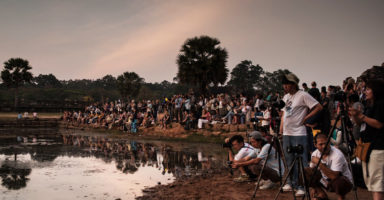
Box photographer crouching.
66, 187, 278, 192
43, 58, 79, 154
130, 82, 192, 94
232, 131, 285, 189
224, 135, 257, 182
306, 133, 353, 200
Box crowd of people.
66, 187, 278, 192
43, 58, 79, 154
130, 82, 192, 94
62, 66, 383, 200
225, 70, 384, 200
62, 92, 284, 132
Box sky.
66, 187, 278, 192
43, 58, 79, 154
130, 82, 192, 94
0, 0, 383, 88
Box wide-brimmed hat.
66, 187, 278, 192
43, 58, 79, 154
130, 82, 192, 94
282, 73, 300, 85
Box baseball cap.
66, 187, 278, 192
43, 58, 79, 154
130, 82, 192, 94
249, 131, 266, 141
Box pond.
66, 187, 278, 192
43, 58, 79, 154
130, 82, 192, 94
0, 135, 227, 200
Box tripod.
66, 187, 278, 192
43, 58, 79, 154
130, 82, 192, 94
273, 146, 311, 200
309, 104, 359, 200
251, 134, 286, 199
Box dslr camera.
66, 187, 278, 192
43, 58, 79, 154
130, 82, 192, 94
287, 144, 304, 154
222, 142, 232, 148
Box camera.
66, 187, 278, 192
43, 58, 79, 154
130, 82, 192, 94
287, 144, 304, 154
222, 142, 232, 148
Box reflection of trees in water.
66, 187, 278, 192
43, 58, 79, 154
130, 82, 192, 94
62, 135, 222, 178
0, 162, 31, 190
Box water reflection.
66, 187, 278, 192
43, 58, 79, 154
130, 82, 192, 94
0, 135, 225, 199
62, 135, 224, 178
0, 160, 31, 190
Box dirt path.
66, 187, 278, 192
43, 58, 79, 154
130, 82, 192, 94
137, 169, 371, 200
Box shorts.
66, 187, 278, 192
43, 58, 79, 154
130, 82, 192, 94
362, 150, 384, 192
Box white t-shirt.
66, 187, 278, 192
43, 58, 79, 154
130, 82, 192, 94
254, 99, 264, 109
234, 143, 257, 161
310, 146, 353, 184
261, 110, 271, 126
282, 90, 319, 136
258, 144, 285, 175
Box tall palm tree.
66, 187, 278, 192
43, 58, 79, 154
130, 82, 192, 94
1, 58, 33, 109
176, 36, 228, 95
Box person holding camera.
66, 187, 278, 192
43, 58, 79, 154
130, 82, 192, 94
306, 133, 353, 200
224, 135, 257, 182
232, 131, 284, 189
350, 79, 384, 200
279, 73, 323, 196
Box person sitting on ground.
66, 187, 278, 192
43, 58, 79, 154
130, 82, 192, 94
222, 101, 235, 124
306, 133, 353, 200
181, 110, 192, 130
197, 109, 212, 129
224, 135, 257, 182
232, 131, 284, 188
256, 105, 271, 130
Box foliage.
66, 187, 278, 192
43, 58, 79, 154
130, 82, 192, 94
33, 74, 62, 88
176, 35, 228, 95
228, 60, 264, 95
116, 72, 144, 99
1, 58, 33, 88
94, 75, 117, 89
259, 69, 292, 95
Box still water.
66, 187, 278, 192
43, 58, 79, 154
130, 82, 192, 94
0, 135, 226, 200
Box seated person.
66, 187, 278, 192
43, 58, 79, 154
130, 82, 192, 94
224, 135, 257, 182
181, 111, 193, 130
232, 131, 284, 189
306, 133, 353, 200
197, 109, 212, 129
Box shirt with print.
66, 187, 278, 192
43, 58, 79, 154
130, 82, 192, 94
282, 90, 319, 136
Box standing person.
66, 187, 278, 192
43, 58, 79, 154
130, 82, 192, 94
350, 79, 384, 200
279, 73, 323, 196
302, 83, 309, 92
308, 81, 321, 102
174, 95, 183, 123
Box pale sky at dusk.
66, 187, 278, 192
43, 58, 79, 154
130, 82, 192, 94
0, 0, 383, 88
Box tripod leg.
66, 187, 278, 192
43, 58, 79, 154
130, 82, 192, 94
298, 157, 311, 200
341, 115, 359, 200
252, 143, 274, 199
274, 157, 298, 200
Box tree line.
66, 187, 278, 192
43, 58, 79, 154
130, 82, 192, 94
0, 35, 292, 111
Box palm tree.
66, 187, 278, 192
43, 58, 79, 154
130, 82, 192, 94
176, 36, 228, 95
1, 58, 33, 109
116, 71, 144, 100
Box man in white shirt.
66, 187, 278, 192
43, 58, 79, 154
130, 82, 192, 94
225, 135, 257, 182
279, 73, 323, 196
307, 133, 353, 200
232, 131, 285, 189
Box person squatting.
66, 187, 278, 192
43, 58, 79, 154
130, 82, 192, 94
224, 71, 384, 200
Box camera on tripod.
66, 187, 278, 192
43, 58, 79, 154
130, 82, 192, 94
287, 144, 304, 154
